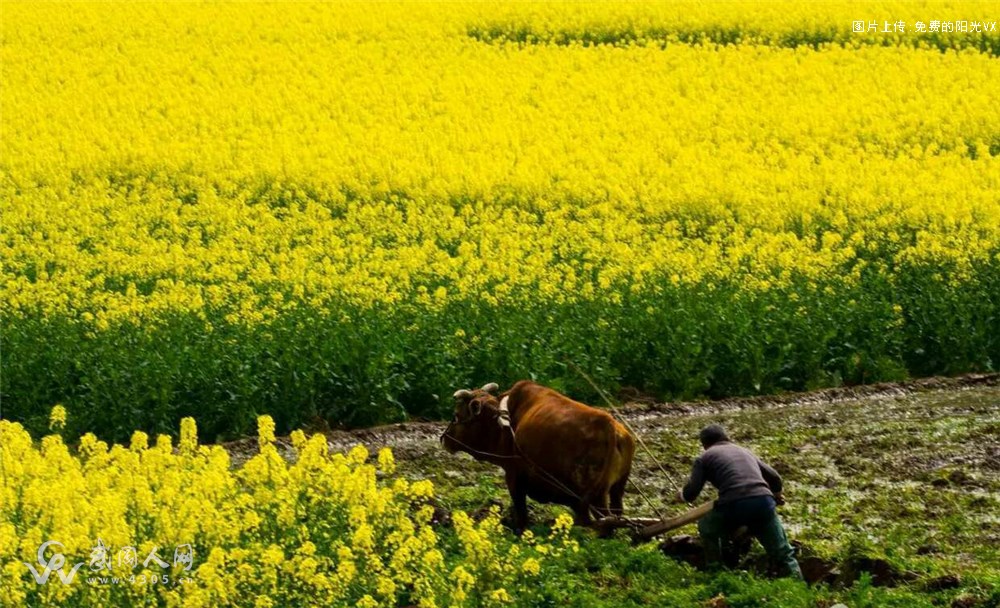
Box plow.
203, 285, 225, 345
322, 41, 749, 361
592, 500, 716, 541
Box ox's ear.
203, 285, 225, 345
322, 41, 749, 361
480, 382, 499, 394
470, 400, 483, 417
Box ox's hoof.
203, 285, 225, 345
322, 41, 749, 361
500, 512, 531, 535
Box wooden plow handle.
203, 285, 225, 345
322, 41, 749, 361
633, 500, 715, 541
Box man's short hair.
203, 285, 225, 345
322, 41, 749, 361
699, 424, 729, 448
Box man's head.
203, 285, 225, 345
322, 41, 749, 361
699, 424, 729, 449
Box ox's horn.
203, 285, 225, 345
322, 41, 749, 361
453, 389, 474, 400
480, 382, 499, 394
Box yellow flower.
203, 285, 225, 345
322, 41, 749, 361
552, 514, 574, 536
48, 405, 67, 431
377, 448, 395, 475
490, 588, 512, 603
179, 417, 198, 454
521, 557, 541, 576
348, 444, 369, 466
290, 429, 307, 453
356, 596, 379, 608
376, 575, 397, 599
258, 415, 276, 448
408, 480, 434, 500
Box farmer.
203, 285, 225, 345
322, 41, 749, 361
678, 424, 803, 579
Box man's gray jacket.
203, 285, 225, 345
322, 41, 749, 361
682, 441, 782, 505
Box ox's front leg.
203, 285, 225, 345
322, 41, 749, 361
505, 470, 529, 533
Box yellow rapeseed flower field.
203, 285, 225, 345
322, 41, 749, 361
1, 1, 998, 436
0, 412, 576, 606
1, 3, 999, 605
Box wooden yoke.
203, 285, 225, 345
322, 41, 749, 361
633, 500, 715, 541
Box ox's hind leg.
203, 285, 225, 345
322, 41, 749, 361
609, 476, 628, 518
609, 448, 633, 519
575, 488, 612, 527
580, 490, 624, 537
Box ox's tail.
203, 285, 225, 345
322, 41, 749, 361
611, 423, 635, 487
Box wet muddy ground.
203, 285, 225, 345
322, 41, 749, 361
224, 374, 1000, 593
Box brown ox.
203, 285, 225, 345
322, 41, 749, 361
441, 380, 635, 530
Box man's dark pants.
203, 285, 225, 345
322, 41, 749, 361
697, 495, 803, 579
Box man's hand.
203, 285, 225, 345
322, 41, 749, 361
676, 489, 688, 504
774, 492, 786, 506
